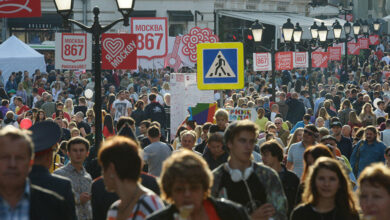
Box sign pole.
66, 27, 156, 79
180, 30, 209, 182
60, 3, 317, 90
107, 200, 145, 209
93, 28, 102, 151
1, 18, 6, 43
219, 90, 223, 107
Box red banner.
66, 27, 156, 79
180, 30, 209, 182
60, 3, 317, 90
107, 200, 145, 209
348, 42, 360, 55
358, 38, 369, 49
369, 35, 380, 45
312, 52, 329, 68
275, 52, 293, 70
102, 34, 137, 70
0, 0, 41, 18
328, 47, 341, 61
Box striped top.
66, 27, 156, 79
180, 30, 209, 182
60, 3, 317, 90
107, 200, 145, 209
107, 191, 164, 220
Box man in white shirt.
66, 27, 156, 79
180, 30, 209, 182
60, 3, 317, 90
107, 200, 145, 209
381, 119, 390, 147
381, 52, 390, 65
111, 90, 132, 122
374, 100, 388, 118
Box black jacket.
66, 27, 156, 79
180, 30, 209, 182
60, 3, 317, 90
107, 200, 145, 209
29, 165, 77, 220
30, 184, 71, 220
144, 101, 166, 128
278, 165, 300, 217
146, 197, 249, 220
286, 98, 305, 125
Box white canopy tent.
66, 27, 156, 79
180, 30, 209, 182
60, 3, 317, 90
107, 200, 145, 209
0, 36, 46, 83
217, 11, 347, 49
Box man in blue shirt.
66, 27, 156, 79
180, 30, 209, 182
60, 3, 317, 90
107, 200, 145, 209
350, 126, 386, 177
0, 126, 70, 219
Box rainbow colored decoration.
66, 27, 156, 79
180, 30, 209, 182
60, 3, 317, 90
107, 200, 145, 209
188, 103, 218, 125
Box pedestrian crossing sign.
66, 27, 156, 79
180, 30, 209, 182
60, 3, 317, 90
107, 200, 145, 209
197, 42, 244, 90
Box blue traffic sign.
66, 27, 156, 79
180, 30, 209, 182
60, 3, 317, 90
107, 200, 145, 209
197, 42, 244, 90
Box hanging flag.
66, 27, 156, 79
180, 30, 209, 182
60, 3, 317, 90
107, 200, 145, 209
293, 52, 308, 68
358, 38, 369, 49
369, 35, 380, 45
328, 47, 341, 61
275, 51, 293, 70
348, 42, 360, 55
253, 53, 272, 71
312, 51, 329, 68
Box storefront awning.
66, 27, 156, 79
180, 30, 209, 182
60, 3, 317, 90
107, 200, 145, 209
217, 10, 348, 40
167, 10, 194, 22
8, 13, 63, 29
130, 10, 156, 17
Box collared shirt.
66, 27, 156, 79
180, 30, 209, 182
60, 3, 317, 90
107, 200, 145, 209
0, 179, 30, 220
350, 140, 386, 177
54, 163, 92, 220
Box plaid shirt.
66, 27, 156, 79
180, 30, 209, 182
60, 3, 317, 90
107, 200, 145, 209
0, 180, 30, 220
54, 163, 92, 220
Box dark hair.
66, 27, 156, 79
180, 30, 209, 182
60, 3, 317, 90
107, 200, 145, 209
66, 136, 90, 152
207, 132, 224, 144
134, 100, 144, 110
147, 126, 160, 138
301, 144, 334, 182
139, 120, 151, 128
1, 99, 9, 106
98, 136, 142, 181
224, 120, 259, 145
260, 140, 284, 162
116, 116, 135, 131
149, 93, 157, 101
104, 114, 114, 134
302, 157, 358, 218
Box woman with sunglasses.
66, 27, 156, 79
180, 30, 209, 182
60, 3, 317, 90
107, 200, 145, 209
291, 157, 359, 220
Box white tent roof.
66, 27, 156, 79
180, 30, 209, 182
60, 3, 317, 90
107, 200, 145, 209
0, 36, 46, 82
0, 36, 44, 58
218, 11, 347, 45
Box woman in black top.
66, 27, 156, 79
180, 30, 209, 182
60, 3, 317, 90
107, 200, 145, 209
291, 157, 359, 220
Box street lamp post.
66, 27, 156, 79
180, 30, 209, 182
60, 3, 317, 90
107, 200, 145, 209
251, 19, 294, 100
338, 2, 353, 21
54, 0, 135, 150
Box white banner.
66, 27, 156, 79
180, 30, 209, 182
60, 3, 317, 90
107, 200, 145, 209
253, 53, 272, 71
293, 52, 308, 68
225, 108, 257, 122
333, 42, 345, 55
55, 33, 92, 70
131, 17, 168, 60
170, 73, 214, 140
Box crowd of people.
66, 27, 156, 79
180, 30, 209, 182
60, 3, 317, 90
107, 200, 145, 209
2, 36, 390, 219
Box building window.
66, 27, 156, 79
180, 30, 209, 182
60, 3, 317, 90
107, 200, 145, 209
169, 24, 185, 37
368, 0, 373, 10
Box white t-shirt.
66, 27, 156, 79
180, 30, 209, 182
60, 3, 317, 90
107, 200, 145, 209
112, 99, 132, 121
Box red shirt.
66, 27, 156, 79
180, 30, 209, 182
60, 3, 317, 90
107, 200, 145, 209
37, 88, 46, 96
103, 126, 115, 138
17, 105, 30, 115
376, 50, 384, 60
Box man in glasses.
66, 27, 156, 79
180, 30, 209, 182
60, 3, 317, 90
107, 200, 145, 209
287, 124, 319, 178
